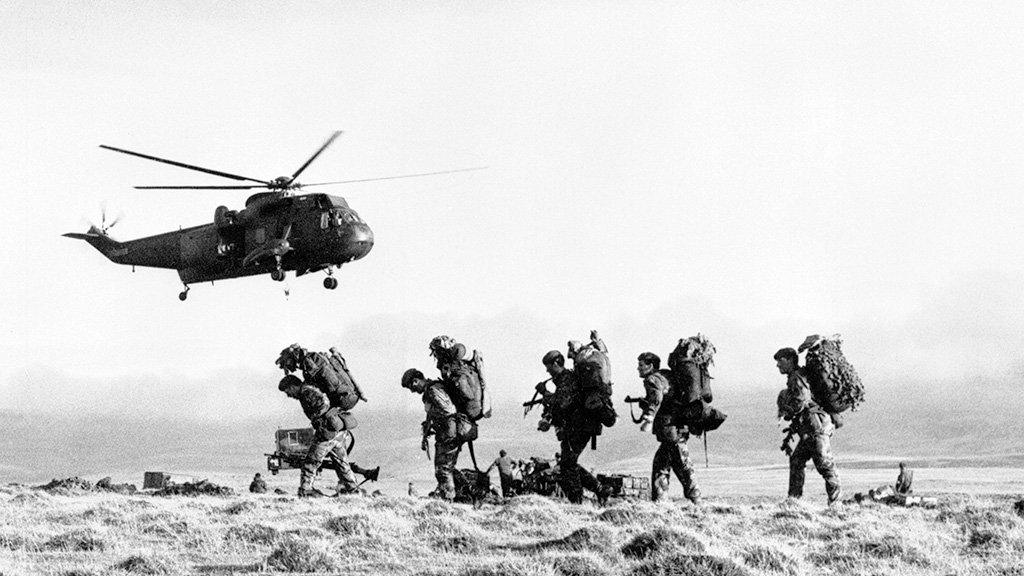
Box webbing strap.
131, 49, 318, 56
467, 440, 481, 472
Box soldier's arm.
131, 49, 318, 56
784, 373, 812, 416
641, 373, 668, 422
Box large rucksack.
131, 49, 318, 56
302, 350, 362, 411
801, 334, 864, 413
573, 345, 616, 428
444, 350, 491, 421
666, 336, 726, 437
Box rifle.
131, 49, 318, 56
523, 378, 552, 417
624, 395, 649, 424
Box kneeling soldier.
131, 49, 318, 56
278, 375, 360, 497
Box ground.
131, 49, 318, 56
1, 481, 1023, 576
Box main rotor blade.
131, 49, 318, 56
134, 185, 267, 189
290, 131, 343, 181
100, 145, 271, 184
302, 166, 488, 187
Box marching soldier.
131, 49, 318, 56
401, 368, 478, 501
278, 375, 360, 497
637, 352, 700, 504
774, 347, 842, 505
541, 349, 609, 505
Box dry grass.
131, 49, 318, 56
1, 485, 1023, 575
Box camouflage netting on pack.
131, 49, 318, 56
803, 335, 864, 413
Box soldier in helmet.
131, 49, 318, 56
774, 347, 841, 505
278, 375, 360, 497
401, 367, 478, 501
637, 351, 700, 504
540, 349, 608, 505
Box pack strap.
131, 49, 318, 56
467, 440, 481, 472
347, 431, 356, 456
703, 432, 708, 468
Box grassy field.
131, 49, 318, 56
1, 481, 1023, 576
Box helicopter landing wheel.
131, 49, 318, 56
178, 286, 189, 301
323, 277, 338, 290
271, 269, 285, 282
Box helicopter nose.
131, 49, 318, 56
348, 223, 374, 260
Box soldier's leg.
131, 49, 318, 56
301, 434, 337, 494
670, 439, 700, 503
651, 442, 673, 502
433, 438, 461, 500
329, 432, 359, 492
558, 436, 584, 504
811, 434, 841, 504
569, 433, 603, 497
788, 436, 813, 499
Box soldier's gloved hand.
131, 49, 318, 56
535, 381, 548, 394
421, 437, 429, 452
639, 416, 653, 432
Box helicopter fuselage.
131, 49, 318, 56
69, 192, 373, 287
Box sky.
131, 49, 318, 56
2, 1, 1023, 420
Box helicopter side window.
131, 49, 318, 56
320, 212, 329, 229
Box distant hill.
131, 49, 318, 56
1, 378, 1021, 485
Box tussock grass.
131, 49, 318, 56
266, 536, 338, 572
621, 527, 705, 559
2, 483, 1023, 575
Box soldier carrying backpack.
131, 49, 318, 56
401, 335, 490, 501
634, 351, 700, 504
540, 330, 614, 505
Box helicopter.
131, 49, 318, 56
64, 131, 480, 301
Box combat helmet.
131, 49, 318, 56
276, 343, 305, 372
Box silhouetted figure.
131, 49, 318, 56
895, 462, 914, 495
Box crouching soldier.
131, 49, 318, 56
401, 368, 478, 501
637, 352, 700, 504
774, 347, 841, 505
278, 375, 360, 497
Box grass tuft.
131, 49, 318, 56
741, 543, 800, 575
44, 530, 106, 552
631, 553, 751, 576
621, 527, 705, 559
265, 536, 338, 572
550, 552, 613, 576
542, 525, 616, 552
113, 555, 178, 574
324, 513, 372, 536
223, 500, 258, 515
225, 523, 280, 545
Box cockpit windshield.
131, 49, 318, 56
330, 209, 364, 227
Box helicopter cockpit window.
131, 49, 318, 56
320, 212, 329, 229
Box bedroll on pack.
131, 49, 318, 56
667, 337, 715, 404
574, 346, 612, 395
303, 351, 362, 411
801, 334, 865, 413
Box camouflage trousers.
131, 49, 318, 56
433, 436, 463, 500
559, 429, 602, 504
789, 433, 841, 503
301, 429, 358, 493
651, 439, 700, 503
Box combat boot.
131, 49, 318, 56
298, 487, 327, 498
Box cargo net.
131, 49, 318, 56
804, 336, 865, 412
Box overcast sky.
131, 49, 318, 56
2, 1, 1022, 419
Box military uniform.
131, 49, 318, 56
781, 371, 840, 503
293, 383, 359, 495
422, 380, 476, 500
641, 370, 700, 503
547, 368, 603, 504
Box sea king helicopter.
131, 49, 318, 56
65, 131, 479, 300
